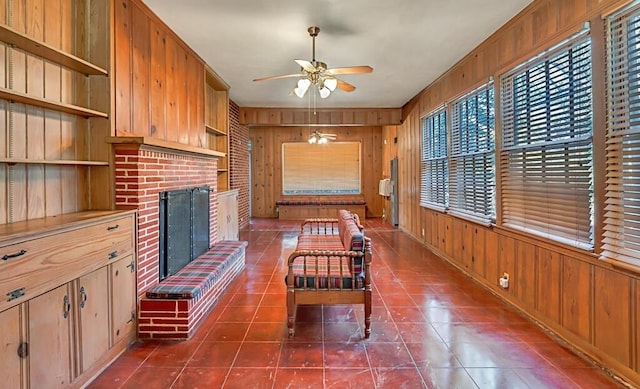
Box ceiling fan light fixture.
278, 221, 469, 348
294, 78, 311, 98
324, 77, 337, 91
319, 86, 331, 98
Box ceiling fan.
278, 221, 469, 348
308, 130, 336, 144
253, 26, 373, 98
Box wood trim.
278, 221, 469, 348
239, 107, 403, 126
205, 124, 226, 136
106, 136, 225, 158
0, 23, 107, 76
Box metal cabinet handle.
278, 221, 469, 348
2, 249, 26, 261
79, 286, 87, 309
17, 342, 28, 359
63, 295, 71, 319
127, 260, 135, 272
107, 224, 120, 231
108, 251, 118, 260
127, 311, 135, 324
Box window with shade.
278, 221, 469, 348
420, 107, 448, 211
499, 29, 593, 249
603, 3, 640, 268
282, 142, 361, 195
449, 83, 495, 224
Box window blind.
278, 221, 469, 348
450, 83, 495, 224
420, 107, 448, 210
603, 3, 640, 267
282, 142, 361, 195
500, 32, 594, 249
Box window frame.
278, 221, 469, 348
420, 106, 448, 211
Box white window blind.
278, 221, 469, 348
420, 107, 448, 210
500, 31, 594, 249
450, 83, 495, 224
282, 142, 361, 195
603, 3, 640, 267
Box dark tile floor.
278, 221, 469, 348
89, 218, 626, 388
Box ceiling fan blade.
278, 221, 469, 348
294, 59, 317, 73
326, 66, 373, 75
336, 79, 356, 92
253, 73, 305, 82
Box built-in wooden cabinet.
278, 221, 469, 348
205, 66, 231, 192
217, 189, 239, 241
0, 210, 136, 389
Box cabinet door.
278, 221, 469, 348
77, 267, 110, 373
111, 255, 137, 346
28, 284, 74, 388
0, 305, 23, 389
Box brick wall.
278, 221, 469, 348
113, 144, 219, 295
229, 100, 250, 228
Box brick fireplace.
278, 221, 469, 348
111, 140, 219, 296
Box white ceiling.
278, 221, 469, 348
142, 0, 532, 109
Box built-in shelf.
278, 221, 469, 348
0, 24, 108, 76
0, 88, 108, 118
205, 124, 226, 136
217, 168, 228, 173
0, 159, 109, 166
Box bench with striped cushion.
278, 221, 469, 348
286, 210, 372, 339
138, 240, 247, 340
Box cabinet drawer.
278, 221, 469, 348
0, 215, 134, 312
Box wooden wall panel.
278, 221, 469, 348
515, 240, 536, 309
562, 256, 591, 341
472, 225, 485, 278
536, 248, 561, 324
112, 0, 206, 147
113, 0, 131, 136
594, 268, 631, 368
249, 126, 383, 218
131, 3, 150, 136
484, 229, 498, 287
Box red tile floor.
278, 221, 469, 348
90, 218, 626, 388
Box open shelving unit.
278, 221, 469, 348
205, 66, 230, 192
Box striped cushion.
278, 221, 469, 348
290, 257, 365, 289
297, 234, 344, 251
146, 241, 248, 300
276, 199, 366, 206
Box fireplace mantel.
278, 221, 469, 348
107, 136, 225, 158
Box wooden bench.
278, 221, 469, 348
276, 196, 366, 220
138, 240, 248, 340
286, 210, 372, 338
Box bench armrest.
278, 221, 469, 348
300, 218, 340, 234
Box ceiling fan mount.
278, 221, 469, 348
253, 26, 373, 98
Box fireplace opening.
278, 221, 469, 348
158, 186, 210, 281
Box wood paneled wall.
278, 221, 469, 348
398, 0, 640, 386
249, 126, 384, 218
113, 0, 205, 147
0, 0, 110, 223
381, 125, 397, 223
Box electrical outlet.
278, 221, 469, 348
499, 272, 509, 289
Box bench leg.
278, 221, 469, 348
287, 289, 295, 337
364, 289, 372, 339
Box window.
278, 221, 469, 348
500, 30, 593, 249
420, 107, 448, 210
282, 142, 361, 195
450, 83, 495, 224
603, 3, 640, 267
